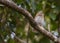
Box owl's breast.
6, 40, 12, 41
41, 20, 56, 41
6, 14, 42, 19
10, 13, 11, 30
34, 16, 45, 26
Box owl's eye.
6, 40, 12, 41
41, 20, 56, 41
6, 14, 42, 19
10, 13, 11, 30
39, 14, 42, 16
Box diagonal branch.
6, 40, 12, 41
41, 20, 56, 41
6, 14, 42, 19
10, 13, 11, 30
0, 0, 60, 43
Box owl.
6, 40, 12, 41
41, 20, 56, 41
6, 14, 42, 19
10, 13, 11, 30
33, 11, 46, 34
34, 11, 45, 27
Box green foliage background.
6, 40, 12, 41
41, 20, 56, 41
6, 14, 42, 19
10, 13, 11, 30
0, 0, 60, 43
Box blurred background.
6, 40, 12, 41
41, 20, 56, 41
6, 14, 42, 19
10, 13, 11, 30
0, 0, 60, 43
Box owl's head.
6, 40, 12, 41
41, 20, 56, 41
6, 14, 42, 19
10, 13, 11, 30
35, 11, 44, 17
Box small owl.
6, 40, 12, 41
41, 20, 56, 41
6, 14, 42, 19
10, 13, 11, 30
34, 11, 45, 27
33, 11, 46, 34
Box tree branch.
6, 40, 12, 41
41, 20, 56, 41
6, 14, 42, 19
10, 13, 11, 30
0, 0, 60, 43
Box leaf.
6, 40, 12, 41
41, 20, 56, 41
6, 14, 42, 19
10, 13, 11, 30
39, 36, 51, 43
49, 13, 57, 21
